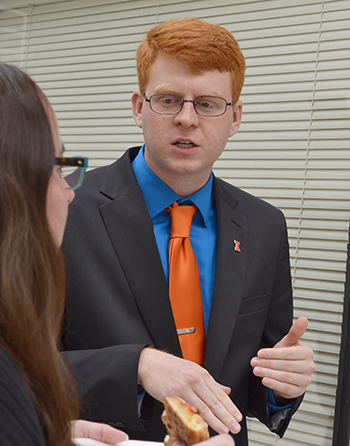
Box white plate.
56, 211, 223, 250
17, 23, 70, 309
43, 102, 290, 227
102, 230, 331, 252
73, 439, 162, 446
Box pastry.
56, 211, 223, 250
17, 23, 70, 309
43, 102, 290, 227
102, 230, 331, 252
162, 397, 209, 446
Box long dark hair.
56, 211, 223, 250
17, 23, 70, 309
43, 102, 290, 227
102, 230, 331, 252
0, 63, 78, 445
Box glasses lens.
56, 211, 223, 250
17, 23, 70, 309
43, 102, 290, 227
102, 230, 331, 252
194, 97, 227, 116
150, 94, 182, 114
62, 166, 83, 190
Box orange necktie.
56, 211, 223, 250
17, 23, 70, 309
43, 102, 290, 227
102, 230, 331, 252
166, 202, 205, 365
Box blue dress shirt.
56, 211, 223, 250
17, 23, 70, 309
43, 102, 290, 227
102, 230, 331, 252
132, 145, 217, 334
132, 145, 294, 413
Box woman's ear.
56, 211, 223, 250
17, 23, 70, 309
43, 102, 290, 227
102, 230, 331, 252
229, 100, 243, 137
131, 90, 144, 129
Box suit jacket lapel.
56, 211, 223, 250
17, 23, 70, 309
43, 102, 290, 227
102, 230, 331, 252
204, 178, 247, 379
98, 149, 182, 356
94, 151, 247, 370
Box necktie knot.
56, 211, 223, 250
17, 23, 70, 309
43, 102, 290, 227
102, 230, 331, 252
166, 202, 197, 239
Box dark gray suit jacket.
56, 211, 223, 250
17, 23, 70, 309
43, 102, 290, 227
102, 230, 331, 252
62, 147, 302, 446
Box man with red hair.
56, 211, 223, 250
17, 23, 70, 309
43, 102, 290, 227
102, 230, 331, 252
62, 18, 315, 446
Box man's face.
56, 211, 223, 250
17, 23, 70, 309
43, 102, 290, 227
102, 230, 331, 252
132, 54, 242, 195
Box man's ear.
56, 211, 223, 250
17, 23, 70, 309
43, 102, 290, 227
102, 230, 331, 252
229, 100, 243, 137
131, 89, 144, 129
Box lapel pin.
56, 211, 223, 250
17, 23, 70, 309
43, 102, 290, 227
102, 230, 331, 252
234, 240, 241, 252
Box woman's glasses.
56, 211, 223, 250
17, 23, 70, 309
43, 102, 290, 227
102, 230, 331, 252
55, 157, 88, 190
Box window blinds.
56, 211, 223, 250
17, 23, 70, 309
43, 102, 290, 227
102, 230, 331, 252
1, 1, 349, 444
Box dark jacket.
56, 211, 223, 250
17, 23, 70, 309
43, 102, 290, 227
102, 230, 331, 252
62, 147, 301, 445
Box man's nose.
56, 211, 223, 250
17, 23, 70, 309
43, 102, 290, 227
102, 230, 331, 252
174, 101, 199, 126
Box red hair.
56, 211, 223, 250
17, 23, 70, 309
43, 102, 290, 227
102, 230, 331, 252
136, 18, 246, 103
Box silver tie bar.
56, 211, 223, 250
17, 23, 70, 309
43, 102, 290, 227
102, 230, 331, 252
177, 327, 195, 335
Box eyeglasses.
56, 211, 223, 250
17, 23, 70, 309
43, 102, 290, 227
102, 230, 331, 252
144, 94, 233, 117
55, 157, 88, 190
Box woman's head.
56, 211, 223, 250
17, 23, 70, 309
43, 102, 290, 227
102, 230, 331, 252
0, 63, 78, 446
136, 18, 246, 104
0, 63, 74, 246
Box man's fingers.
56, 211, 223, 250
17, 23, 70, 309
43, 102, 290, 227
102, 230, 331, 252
194, 398, 241, 435
191, 377, 242, 435
249, 317, 315, 400
219, 384, 232, 395
251, 353, 314, 400
260, 376, 303, 399
205, 379, 242, 421
253, 366, 313, 388
138, 349, 242, 436
255, 342, 314, 362
274, 316, 308, 348
252, 357, 313, 374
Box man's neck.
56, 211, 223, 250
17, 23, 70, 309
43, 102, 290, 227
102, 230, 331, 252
144, 154, 212, 197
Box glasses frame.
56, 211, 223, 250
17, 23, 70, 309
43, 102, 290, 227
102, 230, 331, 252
55, 157, 88, 190
144, 93, 233, 117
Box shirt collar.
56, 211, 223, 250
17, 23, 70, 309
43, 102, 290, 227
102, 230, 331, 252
132, 145, 213, 227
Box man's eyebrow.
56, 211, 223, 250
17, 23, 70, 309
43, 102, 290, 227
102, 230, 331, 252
153, 86, 180, 95
152, 86, 225, 98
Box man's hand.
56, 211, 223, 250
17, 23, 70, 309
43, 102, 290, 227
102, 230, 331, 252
138, 348, 242, 435
71, 420, 128, 444
250, 316, 316, 400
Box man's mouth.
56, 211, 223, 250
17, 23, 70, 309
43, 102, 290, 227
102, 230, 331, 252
175, 140, 196, 148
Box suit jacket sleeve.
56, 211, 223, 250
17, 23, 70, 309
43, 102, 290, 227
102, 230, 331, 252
246, 211, 303, 436
60, 153, 156, 434
61, 149, 176, 438
61, 344, 147, 432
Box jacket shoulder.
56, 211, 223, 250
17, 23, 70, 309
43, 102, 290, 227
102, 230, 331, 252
214, 177, 285, 220
71, 146, 141, 206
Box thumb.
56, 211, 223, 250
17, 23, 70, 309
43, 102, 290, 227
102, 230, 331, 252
274, 316, 308, 348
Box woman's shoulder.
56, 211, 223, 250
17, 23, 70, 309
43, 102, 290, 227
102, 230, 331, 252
0, 347, 47, 446
0, 347, 23, 390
